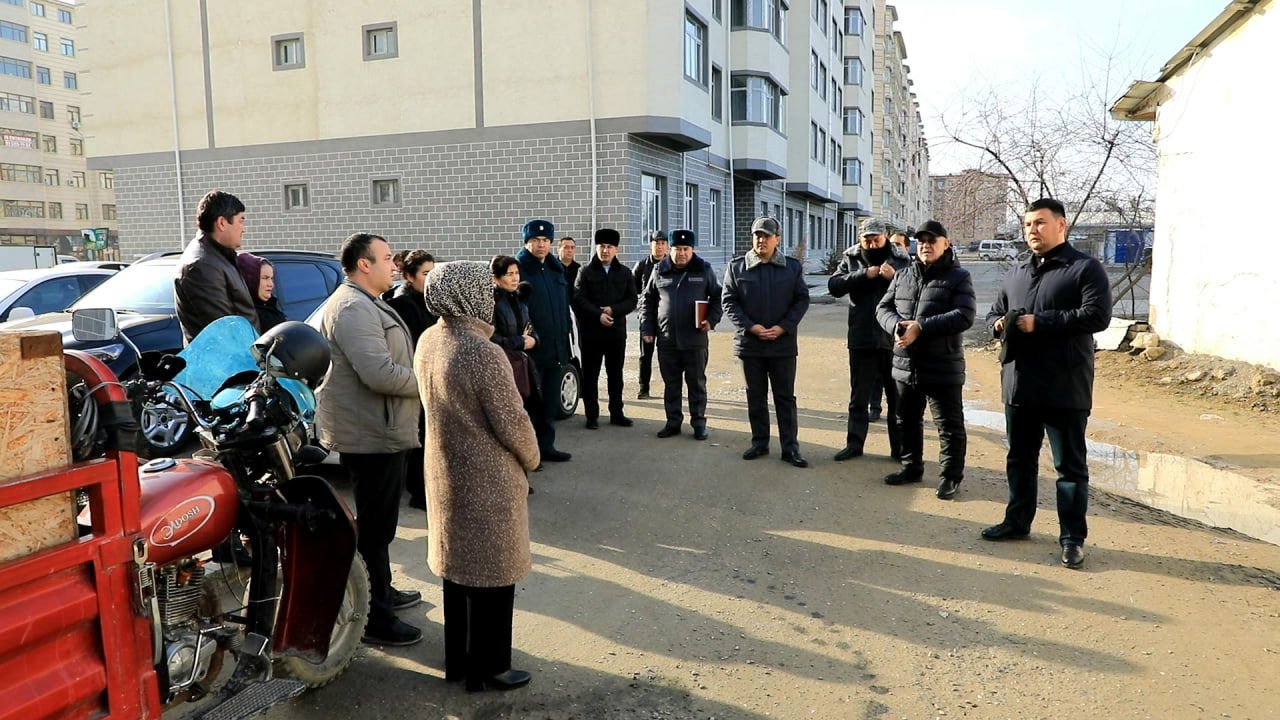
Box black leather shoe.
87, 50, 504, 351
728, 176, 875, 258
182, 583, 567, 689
467, 669, 531, 692
637, 387, 650, 400
833, 446, 863, 462
935, 479, 960, 500
585, 417, 599, 429
742, 445, 770, 460
408, 497, 426, 510
542, 448, 572, 462
884, 467, 924, 485
981, 522, 1031, 541
656, 425, 681, 438
610, 415, 634, 427
361, 617, 423, 646
868, 409, 882, 422
391, 588, 421, 610
1062, 544, 1085, 569
693, 427, 709, 441
781, 452, 809, 468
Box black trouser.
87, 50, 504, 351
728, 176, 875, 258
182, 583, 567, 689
868, 371, 884, 414
657, 345, 709, 430
528, 361, 561, 451
1003, 405, 1091, 545
895, 381, 966, 482
581, 333, 626, 420
845, 349, 901, 456
639, 336, 655, 391
443, 580, 516, 684
339, 451, 406, 626
741, 355, 799, 454
406, 409, 426, 505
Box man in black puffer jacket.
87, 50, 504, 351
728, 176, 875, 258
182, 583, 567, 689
876, 220, 975, 499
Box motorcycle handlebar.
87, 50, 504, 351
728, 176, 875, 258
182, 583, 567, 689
245, 391, 267, 432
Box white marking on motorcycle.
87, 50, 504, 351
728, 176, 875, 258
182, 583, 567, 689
149, 495, 216, 547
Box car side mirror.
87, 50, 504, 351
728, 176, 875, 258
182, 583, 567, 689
72, 308, 121, 342
7, 307, 34, 321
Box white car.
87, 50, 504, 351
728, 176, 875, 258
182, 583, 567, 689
977, 240, 1019, 261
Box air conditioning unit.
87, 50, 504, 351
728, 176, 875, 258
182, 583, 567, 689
65, 179, 75, 186
69, 120, 79, 130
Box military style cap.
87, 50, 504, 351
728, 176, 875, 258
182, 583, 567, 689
522, 219, 555, 242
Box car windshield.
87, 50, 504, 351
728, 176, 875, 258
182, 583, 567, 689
68, 259, 178, 314
0, 277, 27, 301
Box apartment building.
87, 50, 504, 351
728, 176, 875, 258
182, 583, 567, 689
864, 5, 928, 233
81, 1, 887, 265
929, 170, 1010, 247
0, 0, 117, 260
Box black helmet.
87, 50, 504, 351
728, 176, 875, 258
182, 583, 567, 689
252, 321, 331, 389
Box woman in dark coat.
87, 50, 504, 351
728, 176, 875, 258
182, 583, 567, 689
490, 255, 542, 437
416, 261, 540, 693
235, 253, 287, 330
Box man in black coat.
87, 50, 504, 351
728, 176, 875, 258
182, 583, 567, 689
722, 216, 811, 468
572, 228, 638, 429
516, 219, 573, 461
876, 220, 975, 499
174, 190, 259, 344
639, 229, 720, 440
631, 230, 670, 399
828, 218, 911, 462
981, 198, 1112, 570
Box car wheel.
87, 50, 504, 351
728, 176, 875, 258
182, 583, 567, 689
138, 395, 192, 455
554, 363, 581, 420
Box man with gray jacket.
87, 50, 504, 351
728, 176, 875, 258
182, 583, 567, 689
316, 232, 423, 647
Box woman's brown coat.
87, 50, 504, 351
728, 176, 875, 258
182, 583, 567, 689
415, 315, 540, 587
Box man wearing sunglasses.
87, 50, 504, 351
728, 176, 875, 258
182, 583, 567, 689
875, 220, 975, 500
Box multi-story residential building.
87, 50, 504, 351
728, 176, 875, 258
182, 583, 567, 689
838, 1, 878, 227
81, 1, 898, 266
0, 0, 117, 260
929, 170, 1010, 247
866, 5, 928, 232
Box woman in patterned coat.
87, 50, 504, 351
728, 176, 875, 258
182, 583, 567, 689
416, 261, 540, 692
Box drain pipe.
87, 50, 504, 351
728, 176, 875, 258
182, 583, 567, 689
585, 0, 598, 237
723, 12, 735, 263
165, 0, 186, 248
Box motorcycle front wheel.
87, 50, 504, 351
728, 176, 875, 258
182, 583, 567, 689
275, 553, 370, 687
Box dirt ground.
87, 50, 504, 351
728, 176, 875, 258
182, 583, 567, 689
263, 300, 1280, 720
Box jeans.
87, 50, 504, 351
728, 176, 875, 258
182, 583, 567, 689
1003, 405, 1091, 545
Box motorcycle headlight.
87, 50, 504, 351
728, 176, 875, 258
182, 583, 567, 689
84, 343, 125, 363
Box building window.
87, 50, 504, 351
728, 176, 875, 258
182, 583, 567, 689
845, 7, 863, 35
819, 128, 827, 164
29, 1, 42, 17
43, 168, 57, 185
67, 105, 79, 125
75, 202, 88, 220
843, 106, 863, 135
63, 71, 75, 89
730, 74, 783, 131
272, 33, 305, 70
363, 22, 397, 60
641, 173, 665, 240
41, 133, 54, 152
708, 188, 721, 247
832, 81, 840, 114
35, 65, 48, 84
710, 65, 723, 121
810, 51, 818, 90
1, 92, 35, 114
816, 0, 828, 30
67, 170, 85, 187
59, 37, 72, 56
0, 20, 27, 42
844, 57, 863, 85
372, 178, 400, 206
683, 12, 707, 86
103, 204, 116, 220
0, 56, 31, 79
831, 20, 840, 54
31, 31, 44, 51
99, 171, 112, 189
57, 7, 69, 23
810, 121, 818, 159
819, 62, 827, 99
69, 137, 82, 155
1, 163, 41, 182
283, 183, 309, 210
0, 0, 24, 7
731, 0, 785, 43
48, 201, 61, 219
829, 139, 837, 169
684, 183, 697, 234
4, 200, 43, 218
712, 0, 722, 21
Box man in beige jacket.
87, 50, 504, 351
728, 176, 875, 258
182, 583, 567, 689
316, 232, 423, 646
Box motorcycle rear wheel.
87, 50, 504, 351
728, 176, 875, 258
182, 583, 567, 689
275, 553, 370, 687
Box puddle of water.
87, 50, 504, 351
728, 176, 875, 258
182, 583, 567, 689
963, 405, 1280, 546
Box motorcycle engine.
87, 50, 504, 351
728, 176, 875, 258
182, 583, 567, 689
156, 561, 233, 697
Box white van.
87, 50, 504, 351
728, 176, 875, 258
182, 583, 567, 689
977, 240, 1019, 261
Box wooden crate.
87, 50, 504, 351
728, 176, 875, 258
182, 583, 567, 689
0, 330, 78, 563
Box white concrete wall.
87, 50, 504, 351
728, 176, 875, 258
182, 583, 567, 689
1151, 6, 1280, 368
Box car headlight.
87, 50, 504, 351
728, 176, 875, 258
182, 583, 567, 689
84, 343, 126, 363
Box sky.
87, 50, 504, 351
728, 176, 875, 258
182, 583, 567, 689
891, 0, 1227, 173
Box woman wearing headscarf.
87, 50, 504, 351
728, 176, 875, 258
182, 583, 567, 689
416, 261, 540, 693
235, 253, 287, 330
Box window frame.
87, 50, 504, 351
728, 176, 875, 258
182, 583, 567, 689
98, 172, 113, 189
271, 32, 305, 71
683, 11, 708, 88
58, 37, 72, 56
844, 56, 863, 85
371, 177, 401, 207
69, 137, 82, 155
362, 22, 398, 61
35, 65, 48, 84
102, 204, 117, 221
641, 173, 665, 241
62, 70, 75, 89
31, 30, 45, 51
41, 133, 55, 152
74, 202, 88, 220
29, 1, 42, 17
708, 188, 721, 247
43, 167, 57, 185
729, 73, 784, 132
684, 182, 698, 234
282, 182, 310, 212
38, 100, 53, 119
845, 7, 863, 35
710, 65, 723, 122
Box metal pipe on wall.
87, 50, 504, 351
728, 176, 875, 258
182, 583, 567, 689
164, 0, 186, 247
585, 0, 598, 236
